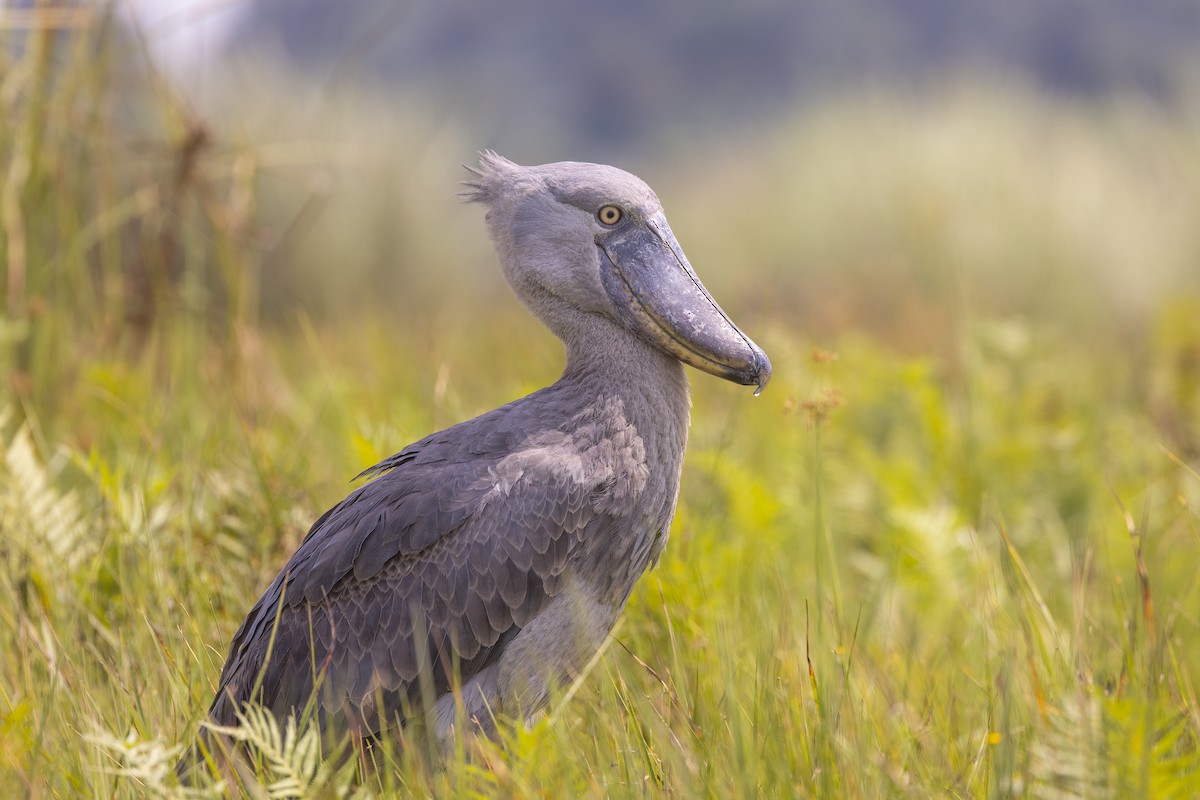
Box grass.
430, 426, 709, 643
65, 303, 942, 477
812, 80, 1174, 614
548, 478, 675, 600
3, 8, 1200, 797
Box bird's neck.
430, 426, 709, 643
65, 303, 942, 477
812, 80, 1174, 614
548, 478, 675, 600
556, 311, 691, 463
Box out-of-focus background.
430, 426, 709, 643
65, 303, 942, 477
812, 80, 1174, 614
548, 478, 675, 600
17, 0, 1200, 352
3, 1, 1200, 796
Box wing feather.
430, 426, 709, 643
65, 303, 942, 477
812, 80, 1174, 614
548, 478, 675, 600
208, 413, 621, 736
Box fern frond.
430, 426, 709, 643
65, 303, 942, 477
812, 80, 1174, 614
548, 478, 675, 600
1029, 693, 1200, 800
1029, 694, 1107, 800
204, 704, 366, 799
88, 727, 225, 799
0, 418, 91, 572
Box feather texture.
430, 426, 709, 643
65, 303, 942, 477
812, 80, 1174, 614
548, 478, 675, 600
208, 388, 676, 738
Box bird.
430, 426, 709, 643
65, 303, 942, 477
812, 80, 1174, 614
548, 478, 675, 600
190, 152, 770, 765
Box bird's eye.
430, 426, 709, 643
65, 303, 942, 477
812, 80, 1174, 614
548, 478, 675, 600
597, 205, 623, 225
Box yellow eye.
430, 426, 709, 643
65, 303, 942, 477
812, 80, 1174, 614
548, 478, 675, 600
597, 205, 623, 225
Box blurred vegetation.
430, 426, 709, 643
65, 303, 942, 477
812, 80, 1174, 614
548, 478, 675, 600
2, 6, 1200, 798
227, 0, 1200, 152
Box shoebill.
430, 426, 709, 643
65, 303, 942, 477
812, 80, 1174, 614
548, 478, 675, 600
193, 152, 771, 758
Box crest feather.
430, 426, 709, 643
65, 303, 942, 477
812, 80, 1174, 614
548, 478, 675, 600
459, 150, 520, 204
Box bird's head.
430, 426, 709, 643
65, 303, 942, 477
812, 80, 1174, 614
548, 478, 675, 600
463, 152, 771, 393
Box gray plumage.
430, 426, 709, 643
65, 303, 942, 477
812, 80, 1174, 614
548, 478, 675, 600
200, 152, 770, 751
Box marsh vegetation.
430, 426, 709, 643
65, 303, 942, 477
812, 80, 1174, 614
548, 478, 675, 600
2, 9, 1199, 797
